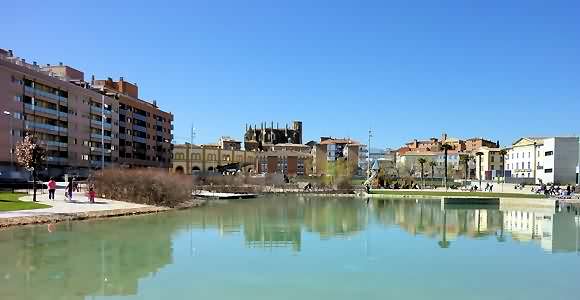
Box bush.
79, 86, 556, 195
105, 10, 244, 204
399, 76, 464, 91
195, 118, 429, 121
93, 169, 192, 207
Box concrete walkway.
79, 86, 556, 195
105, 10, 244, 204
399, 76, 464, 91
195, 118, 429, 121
0, 189, 154, 219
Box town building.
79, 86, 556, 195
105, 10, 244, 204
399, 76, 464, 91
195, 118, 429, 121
505, 137, 580, 185
255, 143, 313, 176
401, 133, 498, 155
313, 137, 360, 176
244, 121, 302, 151
171, 138, 256, 174
92, 77, 173, 169
473, 147, 504, 181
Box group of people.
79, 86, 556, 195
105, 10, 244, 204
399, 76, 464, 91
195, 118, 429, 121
533, 184, 575, 197
46, 177, 96, 203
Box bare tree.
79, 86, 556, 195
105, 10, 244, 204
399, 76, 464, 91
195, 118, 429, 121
16, 134, 46, 202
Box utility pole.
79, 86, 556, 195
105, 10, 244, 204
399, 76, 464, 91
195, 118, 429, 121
101, 94, 105, 170
367, 129, 372, 179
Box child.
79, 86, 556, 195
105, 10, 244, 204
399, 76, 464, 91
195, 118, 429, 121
88, 187, 96, 203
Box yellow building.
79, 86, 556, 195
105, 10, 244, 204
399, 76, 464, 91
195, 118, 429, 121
474, 147, 504, 180
172, 139, 256, 174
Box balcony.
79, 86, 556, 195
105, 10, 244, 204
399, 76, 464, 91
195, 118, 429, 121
46, 157, 67, 164
90, 106, 113, 116
45, 140, 68, 148
25, 121, 67, 133
133, 113, 147, 121
132, 124, 147, 133
91, 133, 112, 141
119, 108, 129, 116
91, 119, 113, 129
133, 136, 146, 144
25, 86, 67, 102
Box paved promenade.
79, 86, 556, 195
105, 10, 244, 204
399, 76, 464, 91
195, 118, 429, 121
0, 189, 155, 219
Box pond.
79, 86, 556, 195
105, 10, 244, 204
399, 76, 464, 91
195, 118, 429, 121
1, 195, 579, 300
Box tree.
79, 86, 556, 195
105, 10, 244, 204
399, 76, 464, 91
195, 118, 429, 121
459, 155, 471, 186
475, 151, 484, 190
499, 149, 508, 179
417, 158, 427, 189
428, 160, 437, 189
16, 134, 46, 202
441, 143, 453, 190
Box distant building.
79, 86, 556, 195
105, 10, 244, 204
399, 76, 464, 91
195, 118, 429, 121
401, 133, 498, 155
473, 147, 504, 181
255, 143, 313, 176
313, 137, 360, 176
171, 137, 256, 174
505, 137, 580, 185
244, 121, 302, 151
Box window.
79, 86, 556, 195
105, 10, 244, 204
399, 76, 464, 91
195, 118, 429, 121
491, 165, 495, 170
491, 156, 494, 162
545, 151, 553, 156
82, 154, 89, 161
545, 168, 553, 173
527, 162, 530, 169
516, 153, 519, 159
528, 152, 530, 158
516, 162, 519, 169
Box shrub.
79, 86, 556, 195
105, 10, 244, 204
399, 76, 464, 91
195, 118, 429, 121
93, 169, 192, 207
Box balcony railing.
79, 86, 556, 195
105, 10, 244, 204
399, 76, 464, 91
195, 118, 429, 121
25, 86, 67, 102
45, 141, 68, 148
47, 157, 67, 164
132, 124, 147, 132
91, 133, 112, 141
25, 121, 67, 133
90, 106, 113, 116
133, 136, 146, 144
91, 119, 113, 129
133, 113, 147, 121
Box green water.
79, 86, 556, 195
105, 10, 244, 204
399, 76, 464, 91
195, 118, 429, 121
1, 196, 580, 300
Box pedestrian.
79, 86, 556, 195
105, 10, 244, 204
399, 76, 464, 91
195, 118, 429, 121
47, 177, 56, 200
489, 184, 493, 192
88, 187, 96, 203
566, 185, 571, 196
67, 177, 73, 201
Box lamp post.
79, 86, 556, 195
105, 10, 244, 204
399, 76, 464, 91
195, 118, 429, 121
3, 111, 13, 170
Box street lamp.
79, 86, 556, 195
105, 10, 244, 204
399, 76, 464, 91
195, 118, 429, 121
3, 111, 13, 170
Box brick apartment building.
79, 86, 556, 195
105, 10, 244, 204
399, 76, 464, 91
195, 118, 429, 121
0, 48, 172, 177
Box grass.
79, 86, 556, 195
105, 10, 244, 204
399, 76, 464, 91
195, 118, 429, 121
0, 192, 51, 212
369, 189, 548, 199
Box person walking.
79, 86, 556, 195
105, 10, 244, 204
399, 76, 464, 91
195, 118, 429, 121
66, 177, 73, 202
47, 178, 56, 200
88, 187, 96, 204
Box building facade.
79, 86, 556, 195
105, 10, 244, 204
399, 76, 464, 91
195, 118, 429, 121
0, 49, 172, 177
313, 138, 359, 176
172, 139, 256, 175
255, 143, 312, 176
92, 77, 173, 169
244, 121, 302, 151
505, 137, 580, 185
1, 50, 119, 177
473, 147, 504, 180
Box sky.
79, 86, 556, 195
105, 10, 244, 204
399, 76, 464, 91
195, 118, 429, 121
2, 0, 579, 148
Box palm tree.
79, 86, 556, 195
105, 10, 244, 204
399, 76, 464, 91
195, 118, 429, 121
499, 149, 508, 180
417, 158, 427, 189
428, 160, 437, 189
475, 151, 484, 190
459, 155, 471, 187
441, 143, 453, 190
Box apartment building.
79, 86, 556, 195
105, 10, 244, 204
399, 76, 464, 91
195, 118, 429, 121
402, 133, 498, 154
0, 48, 172, 177
0, 49, 119, 177
505, 137, 579, 185
313, 137, 359, 176
92, 77, 173, 169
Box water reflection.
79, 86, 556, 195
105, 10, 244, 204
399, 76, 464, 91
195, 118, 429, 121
0, 196, 579, 300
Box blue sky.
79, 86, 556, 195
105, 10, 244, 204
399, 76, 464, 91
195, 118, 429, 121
2, 0, 579, 148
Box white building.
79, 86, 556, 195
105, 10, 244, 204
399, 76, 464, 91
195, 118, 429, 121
506, 137, 579, 185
